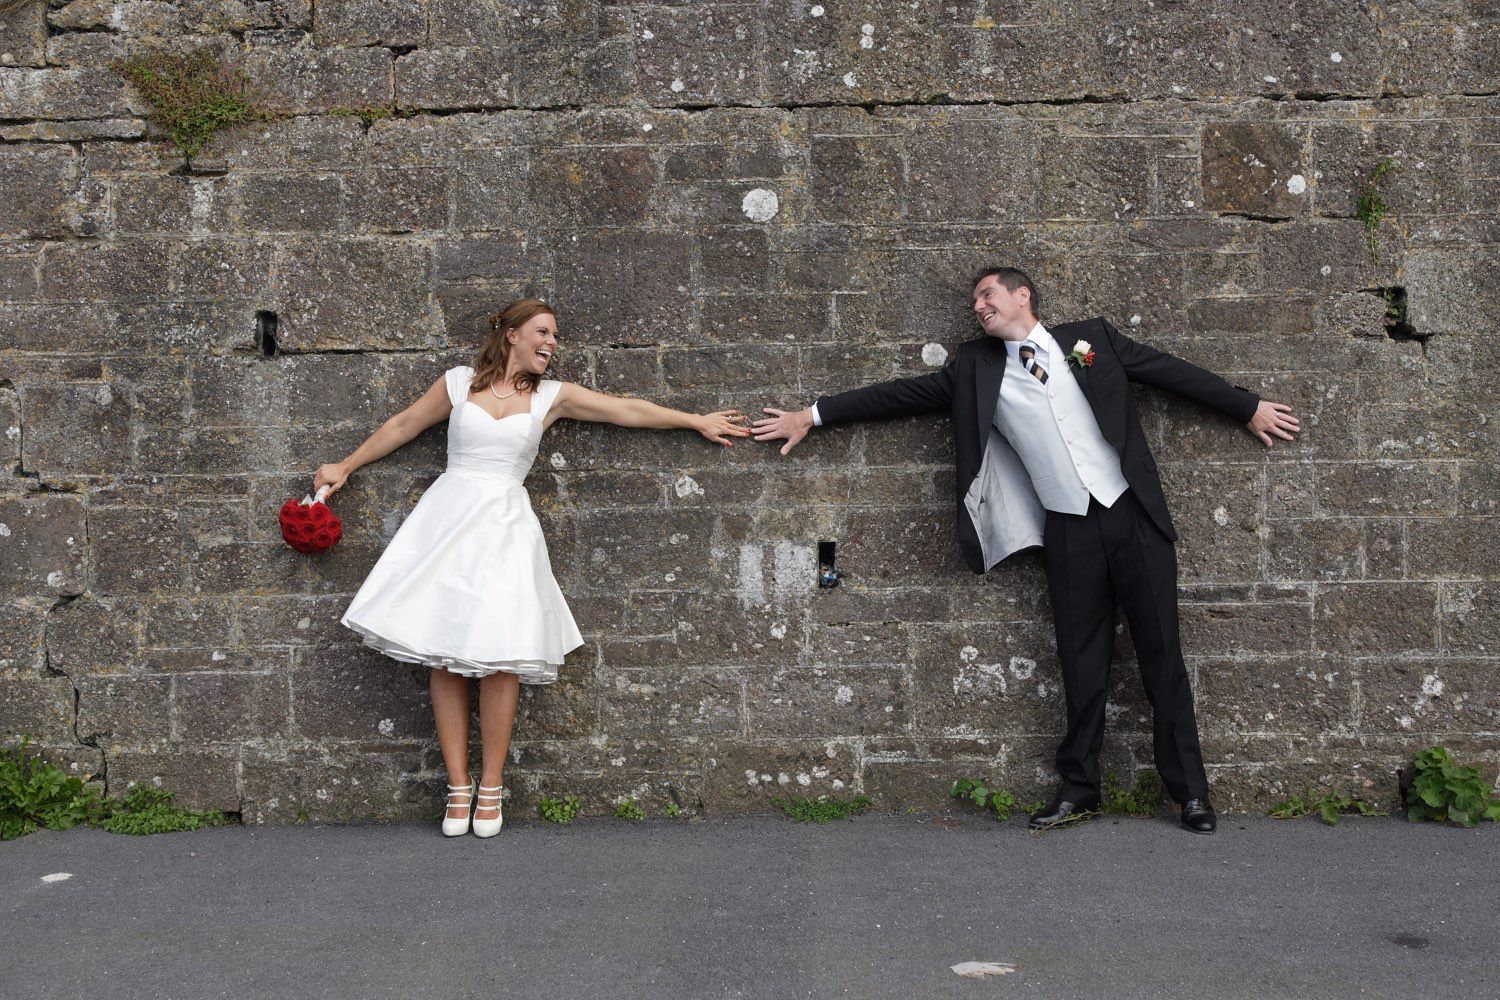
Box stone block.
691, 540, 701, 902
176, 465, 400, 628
0, 492, 86, 597
353, 167, 451, 233
77, 675, 172, 745
1202, 122, 1308, 218
196, 115, 366, 172
554, 230, 694, 345
633, 3, 762, 105
233, 172, 346, 233
1263, 518, 1363, 582
0, 0, 47, 67
313, 0, 425, 47
1314, 583, 1439, 655
1441, 583, 1499, 656
176, 672, 291, 743
41, 239, 173, 301
905, 120, 1040, 222
600, 666, 743, 737
0, 66, 138, 119
910, 622, 1065, 738
452, 147, 530, 231
290, 647, 430, 741
273, 238, 437, 350
1359, 660, 1499, 736
0, 144, 76, 238
108, 749, 241, 812
241, 747, 427, 823
1314, 461, 1455, 518
529, 145, 655, 226
514, 656, 600, 740
396, 47, 515, 111
47, 596, 138, 676
1195, 657, 1353, 735
745, 665, 909, 737
244, 45, 393, 114
701, 739, 860, 812
0, 674, 75, 742
1180, 599, 1314, 656
808, 135, 904, 224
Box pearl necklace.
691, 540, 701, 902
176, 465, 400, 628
489, 381, 520, 401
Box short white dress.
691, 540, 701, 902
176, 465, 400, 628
341, 367, 584, 684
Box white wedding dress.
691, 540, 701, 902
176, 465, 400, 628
341, 366, 583, 684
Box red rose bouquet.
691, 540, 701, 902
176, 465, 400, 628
279, 486, 342, 554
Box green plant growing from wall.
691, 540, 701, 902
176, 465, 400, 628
328, 105, 398, 127
2, 739, 232, 840
1354, 158, 1396, 262
1102, 772, 1163, 816
614, 798, 645, 820
775, 793, 872, 824
951, 778, 1041, 822
115, 48, 272, 160
539, 793, 581, 824
1403, 747, 1500, 828
1269, 791, 1382, 826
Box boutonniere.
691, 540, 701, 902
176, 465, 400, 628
1066, 340, 1096, 368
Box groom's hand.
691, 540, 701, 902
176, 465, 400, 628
1247, 400, 1300, 448
752, 407, 815, 456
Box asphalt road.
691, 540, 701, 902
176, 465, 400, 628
4, 813, 1497, 999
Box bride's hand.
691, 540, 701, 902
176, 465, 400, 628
313, 462, 350, 496
697, 410, 751, 447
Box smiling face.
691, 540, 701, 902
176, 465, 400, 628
506, 312, 558, 375
972, 274, 1034, 339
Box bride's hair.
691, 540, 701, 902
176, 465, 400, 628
472, 298, 555, 395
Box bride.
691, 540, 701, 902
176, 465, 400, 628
314, 299, 747, 838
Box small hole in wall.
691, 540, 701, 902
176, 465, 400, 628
255, 311, 279, 356
818, 540, 841, 588
1365, 287, 1425, 344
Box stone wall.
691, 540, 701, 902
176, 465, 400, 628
1, 1, 1495, 822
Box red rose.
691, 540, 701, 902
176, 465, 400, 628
312, 530, 333, 547
308, 504, 330, 523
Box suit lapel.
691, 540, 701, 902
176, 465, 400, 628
1051, 326, 1088, 398
974, 336, 1005, 445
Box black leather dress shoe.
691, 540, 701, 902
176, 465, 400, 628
1180, 797, 1216, 834
1028, 796, 1101, 830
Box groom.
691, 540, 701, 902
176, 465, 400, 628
754, 268, 1300, 834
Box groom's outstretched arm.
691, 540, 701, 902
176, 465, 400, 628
1102, 319, 1299, 448
752, 349, 961, 454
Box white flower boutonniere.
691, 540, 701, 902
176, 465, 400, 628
1066, 340, 1096, 368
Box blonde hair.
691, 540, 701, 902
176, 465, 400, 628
471, 299, 554, 395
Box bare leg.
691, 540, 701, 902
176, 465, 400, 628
429, 668, 472, 819
476, 671, 521, 821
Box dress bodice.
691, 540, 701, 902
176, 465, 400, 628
443, 367, 561, 483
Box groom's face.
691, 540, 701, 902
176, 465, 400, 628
972, 275, 1029, 336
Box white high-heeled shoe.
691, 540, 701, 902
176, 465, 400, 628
472, 783, 504, 838
441, 776, 474, 838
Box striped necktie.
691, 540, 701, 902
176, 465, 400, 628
1018, 342, 1049, 384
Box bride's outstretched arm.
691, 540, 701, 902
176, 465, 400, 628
314, 377, 452, 495
550, 383, 749, 447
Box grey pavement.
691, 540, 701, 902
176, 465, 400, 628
3, 813, 1497, 1000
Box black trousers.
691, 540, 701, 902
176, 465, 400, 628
1042, 490, 1208, 804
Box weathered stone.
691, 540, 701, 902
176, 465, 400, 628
745, 665, 909, 737
1195, 657, 1353, 735
530, 145, 655, 226
289, 646, 428, 741
1359, 660, 1499, 736
553, 230, 694, 344
40, 239, 173, 301
176, 672, 291, 743
1202, 123, 1309, 218
353, 167, 451, 233
0, 492, 86, 597
108, 749, 241, 812
0, 674, 75, 742
313, 0, 425, 47
0, 0, 47, 68
1314, 583, 1439, 655
1180, 598, 1314, 656
240, 747, 428, 823
396, 48, 515, 111
273, 238, 437, 350
452, 147, 530, 231
0, 144, 76, 238
0, 66, 139, 119
46, 596, 137, 676
77, 674, 172, 745
701, 739, 860, 812
244, 45, 393, 114
633, 4, 762, 105
233, 173, 346, 233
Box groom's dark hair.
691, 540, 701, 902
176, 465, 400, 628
972, 266, 1040, 319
